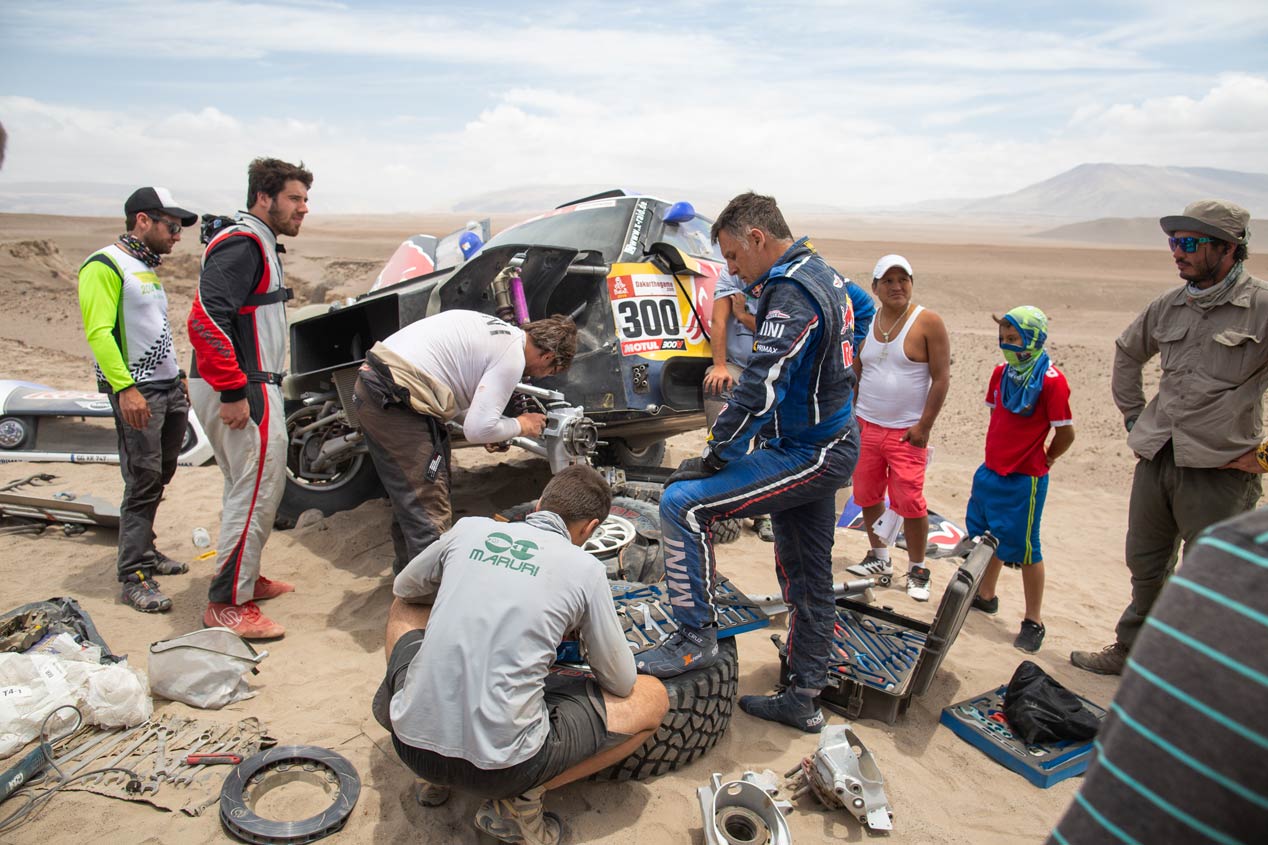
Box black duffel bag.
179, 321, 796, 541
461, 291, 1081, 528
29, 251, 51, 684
1003, 660, 1102, 744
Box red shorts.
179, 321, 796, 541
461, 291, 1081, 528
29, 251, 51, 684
852, 418, 928, 518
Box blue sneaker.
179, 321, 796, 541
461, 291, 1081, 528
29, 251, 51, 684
740, 688, 825, 733
635, 626, 718, 678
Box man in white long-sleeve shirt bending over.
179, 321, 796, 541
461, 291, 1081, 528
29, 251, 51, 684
353, 310, 578, 573
374, 466, 668, 845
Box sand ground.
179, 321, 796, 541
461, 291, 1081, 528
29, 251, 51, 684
0, 210, 1263, 844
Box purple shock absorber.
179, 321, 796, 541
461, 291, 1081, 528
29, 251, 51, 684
509, 272, 530, 325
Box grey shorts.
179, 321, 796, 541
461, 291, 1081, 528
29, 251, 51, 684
382, 630, 625, 799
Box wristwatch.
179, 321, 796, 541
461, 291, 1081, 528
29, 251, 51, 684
1256, 441, 1268, 472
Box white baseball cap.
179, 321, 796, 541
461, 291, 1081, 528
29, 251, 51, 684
873, 254, 913, 280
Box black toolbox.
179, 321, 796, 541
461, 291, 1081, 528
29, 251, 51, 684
779, 535, 995, 723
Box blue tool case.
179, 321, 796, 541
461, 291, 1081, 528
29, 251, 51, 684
940, 686, 1105, 788
780, 536, 995, 724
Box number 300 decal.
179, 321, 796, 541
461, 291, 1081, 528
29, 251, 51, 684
615, 298, 682, 339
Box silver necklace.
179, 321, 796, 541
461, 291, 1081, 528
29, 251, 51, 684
876, 303, 913, 361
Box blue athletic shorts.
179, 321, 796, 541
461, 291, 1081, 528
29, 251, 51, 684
965, 464, 1048, 566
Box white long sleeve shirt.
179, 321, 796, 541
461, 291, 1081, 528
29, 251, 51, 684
380, 310, 526, 443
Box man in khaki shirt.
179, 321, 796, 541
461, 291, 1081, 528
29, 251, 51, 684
1072, 199, 1266, 676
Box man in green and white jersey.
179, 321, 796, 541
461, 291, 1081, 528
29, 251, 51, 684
77, 187, 197, 613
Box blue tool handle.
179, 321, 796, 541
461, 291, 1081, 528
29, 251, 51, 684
0, 743, 50, 804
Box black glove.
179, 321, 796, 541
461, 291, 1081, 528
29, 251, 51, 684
666, 456, 720, 487
1125, 415, 1138, 433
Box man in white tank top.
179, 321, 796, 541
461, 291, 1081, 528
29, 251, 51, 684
846, 255, 951, 601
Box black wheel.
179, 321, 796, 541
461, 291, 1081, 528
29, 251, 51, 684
594, 637, 739, 781
610, 480, 742, 546
595, 437, 666, 469
0, 415, 34, 450
712, 517, 742, 544
276, 400, 383, 529
496, 496, 664, 583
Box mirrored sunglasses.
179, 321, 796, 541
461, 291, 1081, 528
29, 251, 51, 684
1168, 236, 1214, 253
143, 212, 182, 235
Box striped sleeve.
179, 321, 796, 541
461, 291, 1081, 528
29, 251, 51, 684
1047, 507, 1268, 845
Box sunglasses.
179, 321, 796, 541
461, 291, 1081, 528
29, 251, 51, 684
143, 212, 182, 235
1168, 236, 1215, 253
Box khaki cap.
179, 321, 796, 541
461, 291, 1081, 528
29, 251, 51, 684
1159, 198, 1250, 245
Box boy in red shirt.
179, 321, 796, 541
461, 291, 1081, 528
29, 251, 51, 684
967, 306, 1075, 653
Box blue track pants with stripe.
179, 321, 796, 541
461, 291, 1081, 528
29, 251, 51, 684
660, 430, 857, 692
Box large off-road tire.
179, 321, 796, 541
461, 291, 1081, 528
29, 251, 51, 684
594, 637, 739, 781
276, 401, 383, 529
495, 496, 664, 583
595, 437, 666, 469
609, 480, 742, 545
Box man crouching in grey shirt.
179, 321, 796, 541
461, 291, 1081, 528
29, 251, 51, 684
374, 465, 669, 845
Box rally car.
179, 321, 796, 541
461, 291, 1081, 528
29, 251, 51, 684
0, 379, 214, 467
278, 190, 727, 525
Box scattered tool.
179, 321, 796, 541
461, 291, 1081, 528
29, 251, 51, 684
787, 723, 893, 832
187, 753, 242, 766
698, 770, 792, 845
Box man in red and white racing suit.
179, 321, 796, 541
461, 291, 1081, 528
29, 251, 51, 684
187, 157, 312, 639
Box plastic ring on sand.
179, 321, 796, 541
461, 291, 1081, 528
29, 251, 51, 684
219, 745, 360, 844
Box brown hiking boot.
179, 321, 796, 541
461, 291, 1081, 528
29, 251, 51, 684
1070, 642, 1127, 675
204, 601, 285, 639
415, 779, 451, 807
474, 786, 562, 845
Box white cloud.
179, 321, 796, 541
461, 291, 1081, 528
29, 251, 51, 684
1065, 74, 1268, 165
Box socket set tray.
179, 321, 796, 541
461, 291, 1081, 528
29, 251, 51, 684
939, 686, 1106, 788
555, 576, 769, 663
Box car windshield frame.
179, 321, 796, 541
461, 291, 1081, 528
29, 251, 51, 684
483, 196, 723, 266
483, 199, 638, 263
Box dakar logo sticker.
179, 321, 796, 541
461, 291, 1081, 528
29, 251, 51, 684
471, 531, 541, 575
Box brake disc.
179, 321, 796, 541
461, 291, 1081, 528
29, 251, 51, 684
584, 514, 637, 558
219, 745, 360, 844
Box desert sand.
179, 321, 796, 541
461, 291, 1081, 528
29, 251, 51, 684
1, 209, 1264, 844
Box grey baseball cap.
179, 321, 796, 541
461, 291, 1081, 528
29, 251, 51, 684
1159, 199, 1250, 245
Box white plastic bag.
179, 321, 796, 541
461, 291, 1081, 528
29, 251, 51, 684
0, 652, 151, 758
87, 662, 154, 726
148, 627, 267, 709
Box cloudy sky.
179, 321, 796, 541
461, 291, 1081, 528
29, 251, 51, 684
2, 0, 1267, 213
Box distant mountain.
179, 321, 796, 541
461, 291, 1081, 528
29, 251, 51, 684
950, 164, 1268, 221
0, 181, 244, 217
1032, 215, 1268, 246
449, 184, 848, 217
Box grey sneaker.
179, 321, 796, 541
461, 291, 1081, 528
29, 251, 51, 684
739, 689, 825, 733
120, 573, 172, 613
1071, 642, 1128, 676
1014, 620, 1045, 654
846, 552, 894, 578
906, 565, 931, 602
635, 625, 718, 678
474, 786, 561, 845
153, 551, 189, 575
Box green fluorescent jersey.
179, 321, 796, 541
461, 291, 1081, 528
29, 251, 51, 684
77, 244, 179, 392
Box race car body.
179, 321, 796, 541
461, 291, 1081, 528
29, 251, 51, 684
0, 379, 214, 466
279, 191, 726, 521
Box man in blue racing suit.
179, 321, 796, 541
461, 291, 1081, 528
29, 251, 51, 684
636, 192, 860, 733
